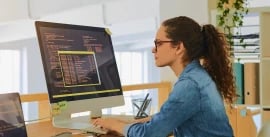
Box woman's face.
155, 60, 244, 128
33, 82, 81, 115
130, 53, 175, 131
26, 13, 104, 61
152, 26, 179, 67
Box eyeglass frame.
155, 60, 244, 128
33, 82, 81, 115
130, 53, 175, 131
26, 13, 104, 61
154, 40, 177, 52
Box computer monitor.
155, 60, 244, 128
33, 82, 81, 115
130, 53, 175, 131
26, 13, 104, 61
35, 21, 124, 130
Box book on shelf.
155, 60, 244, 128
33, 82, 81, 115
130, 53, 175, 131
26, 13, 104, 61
233, 63, 244, 104
244, 62, 260, 105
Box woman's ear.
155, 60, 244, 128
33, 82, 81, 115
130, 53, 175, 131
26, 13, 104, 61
176, 42, 185, 55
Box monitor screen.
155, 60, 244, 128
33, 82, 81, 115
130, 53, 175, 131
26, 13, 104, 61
0, 93, 28, 137
35, 21, 124, 129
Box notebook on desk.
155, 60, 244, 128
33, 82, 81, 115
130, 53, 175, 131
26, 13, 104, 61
0, 92, 28, 137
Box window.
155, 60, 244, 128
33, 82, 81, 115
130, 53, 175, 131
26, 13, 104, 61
233, 14, 260, 63
0, 50, 20, 93
104, 51, 153, 115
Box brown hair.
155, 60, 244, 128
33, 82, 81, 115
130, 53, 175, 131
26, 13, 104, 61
162, 16, 237, 104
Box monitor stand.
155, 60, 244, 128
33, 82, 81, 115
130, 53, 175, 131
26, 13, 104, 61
52, 110, 102, 130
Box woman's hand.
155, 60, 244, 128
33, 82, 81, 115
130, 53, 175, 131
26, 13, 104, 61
92, 118, 126, 135
92, 116, 151, 136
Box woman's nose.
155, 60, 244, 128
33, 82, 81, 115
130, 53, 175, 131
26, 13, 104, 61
151, 47, 156, 53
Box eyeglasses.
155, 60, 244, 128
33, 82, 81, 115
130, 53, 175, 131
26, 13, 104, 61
154, 40, 175, 52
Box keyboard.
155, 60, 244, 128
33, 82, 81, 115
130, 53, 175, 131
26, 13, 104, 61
53, 121, 108, 135
81, 125, 109, 135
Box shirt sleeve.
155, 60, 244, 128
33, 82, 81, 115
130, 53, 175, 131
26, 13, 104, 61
123, 123, 133, 137
125, 78, 201, 137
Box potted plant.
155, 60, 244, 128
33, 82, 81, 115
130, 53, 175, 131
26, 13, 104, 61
216, 0, 249, 56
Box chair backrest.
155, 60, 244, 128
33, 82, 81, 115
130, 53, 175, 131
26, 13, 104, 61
226, 105, 260, 137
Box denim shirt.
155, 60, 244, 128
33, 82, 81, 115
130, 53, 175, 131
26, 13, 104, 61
124, 60, 233, 137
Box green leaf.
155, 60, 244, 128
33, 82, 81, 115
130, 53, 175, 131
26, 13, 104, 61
216, 0, 249, 51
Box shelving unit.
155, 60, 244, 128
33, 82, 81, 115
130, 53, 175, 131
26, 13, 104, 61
210, 6, 270, 128
258, 10, 270, 124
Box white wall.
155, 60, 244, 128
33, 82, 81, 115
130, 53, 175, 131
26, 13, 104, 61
40, 4, 105, 27
0, 0, 28, 22
104, 0, 158, 25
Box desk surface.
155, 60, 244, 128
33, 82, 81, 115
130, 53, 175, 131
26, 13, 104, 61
26, 121, 83, 137
26, 115, 134, 137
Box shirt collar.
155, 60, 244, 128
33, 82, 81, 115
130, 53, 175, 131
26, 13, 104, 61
178, 60, 201, 78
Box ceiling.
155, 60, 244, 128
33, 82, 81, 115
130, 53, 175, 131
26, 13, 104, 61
2, 0, 269, 45
0, 0, 126, 23
0, 0, 159, 46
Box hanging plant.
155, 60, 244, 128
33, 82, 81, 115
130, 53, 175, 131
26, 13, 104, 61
216, 0, 249, 56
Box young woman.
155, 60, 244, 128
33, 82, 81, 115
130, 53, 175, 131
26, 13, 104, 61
93, 16, 237, 137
